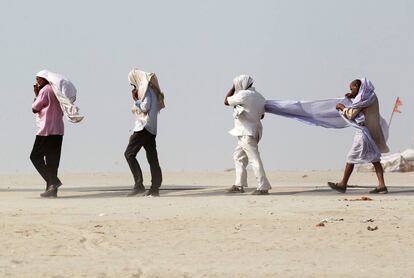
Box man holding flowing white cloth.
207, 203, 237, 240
263, 77, 389, 194
225, 75, 271, 195
328, 78, 389, 194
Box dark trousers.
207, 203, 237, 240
30, 135, 63, 189
124, 129, 162, 189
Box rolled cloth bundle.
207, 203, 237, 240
128, 69, 165, 112
36, 70, 84, 123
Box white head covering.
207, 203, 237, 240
353, 77, 375, 104
128, 69, 165, 112
36, 70, 49, 80
36, 69, 83, 123
233, 75, 254, 93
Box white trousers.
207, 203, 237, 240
233, 136, 271, 190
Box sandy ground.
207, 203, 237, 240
1, 170, 414, 277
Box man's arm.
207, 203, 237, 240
32, 87, 48, 114
135, 91, 152, 113
343, 108, 362, 120
336, 103, 361, 120
224, 85, 235, 106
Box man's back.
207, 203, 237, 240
228, 88, 266, 138
238, 89, 266, 121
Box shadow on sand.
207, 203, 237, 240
3, 185, 414, 198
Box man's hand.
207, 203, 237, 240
132, 89, 139, 101
224, 85, 235, 106
33, 84, 40, 97
336, 103, 345, 111
345, 93, 353, 98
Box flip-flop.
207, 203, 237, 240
327, 182, 347, 193
369, 186, 388, 194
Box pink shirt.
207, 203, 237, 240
32, 84, 64, 136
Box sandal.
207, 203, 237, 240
369, 186, 388, 194
327, 182, 346, 193
227, 185, 245, 193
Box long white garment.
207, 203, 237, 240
36, 70, 84, 123
234, 135, 271, 190
228, 75, 270, 190
264, 97, 388, 164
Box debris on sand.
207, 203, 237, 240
367, 226, 378, 231
344, 196, 373, 201
234, 223, 243, 231
316, 218, 344, 227
361, 219, 375, 223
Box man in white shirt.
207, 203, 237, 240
224, 75, 271, 195
125, 69, 165, 197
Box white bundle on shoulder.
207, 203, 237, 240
36, 70, 84, 123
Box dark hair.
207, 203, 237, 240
351, 79, 361, 88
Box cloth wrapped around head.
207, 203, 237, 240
128, 69, 165, 114
351, 77, 376, 108
233, 74, 254, 93
231, 74, 255, 119
36, 69, 84, 123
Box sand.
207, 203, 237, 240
1, 171, 414, 277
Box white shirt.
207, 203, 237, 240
133, 87, 159, 135
227, 88, 266, 138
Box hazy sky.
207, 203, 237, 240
0, 0, 413, 174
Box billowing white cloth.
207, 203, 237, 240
264, 98, 351, 128
265, 97, 388, 164
234, 135, 271, 190
36, 70, 84, 123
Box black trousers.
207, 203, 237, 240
124, 129, 162, 189
30, 135, 63, 188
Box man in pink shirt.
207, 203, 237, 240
30, 74, 64, 198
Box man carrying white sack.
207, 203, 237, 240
328, 78, 390, 194
224, 75, 272, 195
30, 70, 83, 198
125, 69, 164, 197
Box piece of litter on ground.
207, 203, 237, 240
316, 217, 344, 227
345, 196, 373, 201
234, 223, 243, 230
320, 218, 344, 223
367, 226, 378, 231
302, 175, 308, 178
361, 219, 374, 223
98, 213, 106, 217
94, 225, 103, 228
